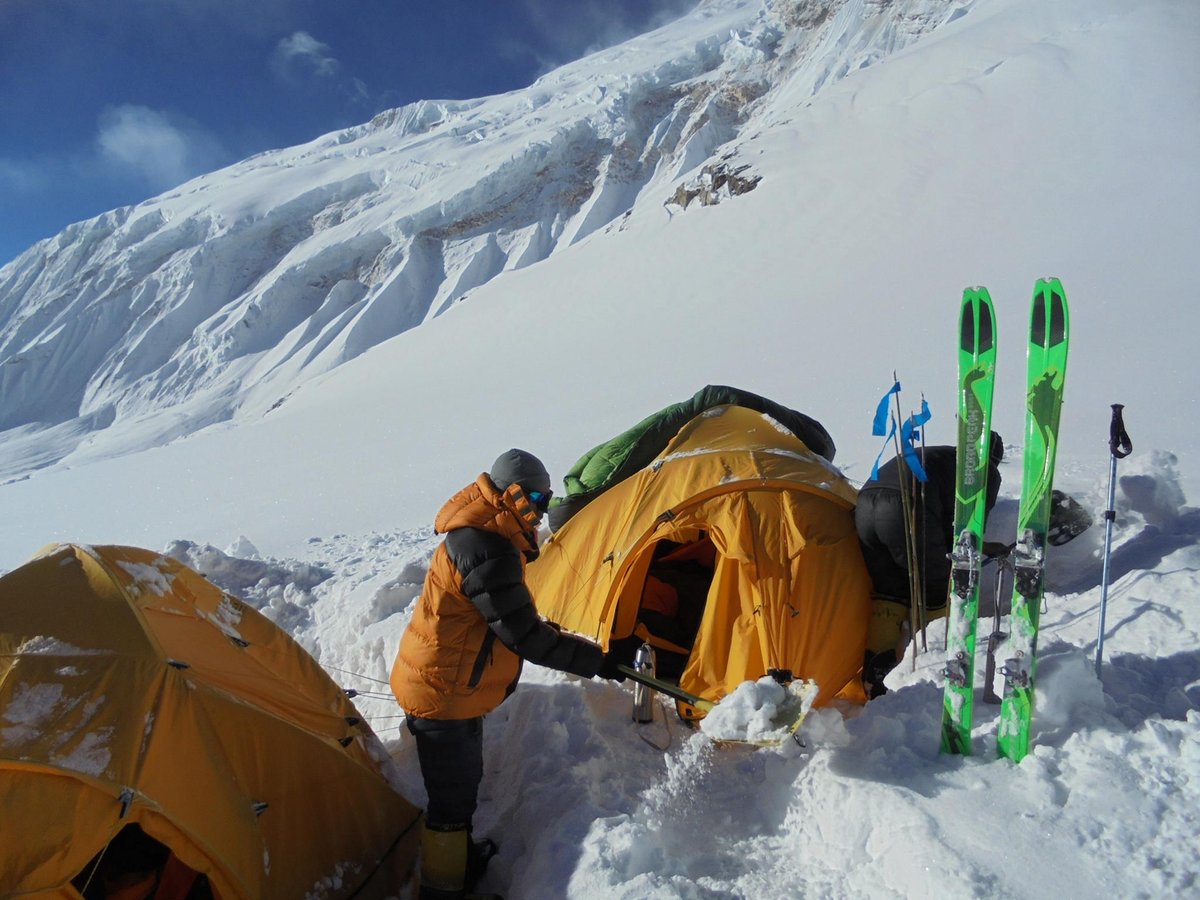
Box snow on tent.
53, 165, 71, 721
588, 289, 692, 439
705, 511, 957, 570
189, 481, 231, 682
0, 544, 420, 899
529, 387, 873, 721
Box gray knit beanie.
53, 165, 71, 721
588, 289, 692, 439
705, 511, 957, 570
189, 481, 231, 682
490, 448, 551, 494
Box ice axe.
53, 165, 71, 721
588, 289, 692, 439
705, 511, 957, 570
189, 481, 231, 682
1095, 403, 1133, 677
616, 664, 715, 712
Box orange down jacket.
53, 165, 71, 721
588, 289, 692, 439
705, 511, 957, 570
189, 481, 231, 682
391, 474, 604, 719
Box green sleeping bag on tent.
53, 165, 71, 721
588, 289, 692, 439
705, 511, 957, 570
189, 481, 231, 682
548, 385, 835, 531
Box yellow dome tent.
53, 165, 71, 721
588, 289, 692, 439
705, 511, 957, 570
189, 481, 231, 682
529, 404, 873, 718
0, 544, 420, 899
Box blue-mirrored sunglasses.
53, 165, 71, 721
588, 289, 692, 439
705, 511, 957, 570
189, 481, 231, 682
526, 489, 552, 511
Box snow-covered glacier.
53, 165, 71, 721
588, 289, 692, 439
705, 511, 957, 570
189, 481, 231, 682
0, 0, 971, 481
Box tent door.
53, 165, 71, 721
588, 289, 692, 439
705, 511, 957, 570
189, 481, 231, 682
73, 824, 213, 900
619, 534, 716, 681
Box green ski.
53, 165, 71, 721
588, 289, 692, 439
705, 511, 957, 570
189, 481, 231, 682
997, 278, 1070, 762
940, 287, 998, 755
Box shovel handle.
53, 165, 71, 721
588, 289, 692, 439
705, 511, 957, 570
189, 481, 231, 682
616, 664, 714, 712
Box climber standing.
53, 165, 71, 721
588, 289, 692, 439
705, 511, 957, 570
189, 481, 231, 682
391, 449, 625, 900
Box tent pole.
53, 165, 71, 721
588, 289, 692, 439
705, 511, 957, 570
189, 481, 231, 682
890, 387, 922, 669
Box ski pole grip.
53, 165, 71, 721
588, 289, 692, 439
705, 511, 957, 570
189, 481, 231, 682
1109, 404, 1133, 459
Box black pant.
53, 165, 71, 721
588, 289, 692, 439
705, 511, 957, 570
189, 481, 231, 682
405, 715, 484, 828
854, 489, 950, 609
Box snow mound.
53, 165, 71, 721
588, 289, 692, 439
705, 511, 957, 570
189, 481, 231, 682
163, 538, 332, 636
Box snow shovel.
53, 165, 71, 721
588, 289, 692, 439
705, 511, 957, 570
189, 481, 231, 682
615, 665, 818, 747
616, 663, 714, 712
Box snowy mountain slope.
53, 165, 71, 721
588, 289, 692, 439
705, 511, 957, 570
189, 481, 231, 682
0, 0, 967, 481
0, 0, 1194, 570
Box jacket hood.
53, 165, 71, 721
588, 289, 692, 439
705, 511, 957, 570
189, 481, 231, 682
434, 474, 542, 558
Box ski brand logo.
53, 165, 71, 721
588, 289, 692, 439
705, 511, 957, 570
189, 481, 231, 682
957, 294, 995, 502
961, 369, 988, 494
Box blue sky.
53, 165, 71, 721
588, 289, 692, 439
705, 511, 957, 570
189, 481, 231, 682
0, 0, 696, 267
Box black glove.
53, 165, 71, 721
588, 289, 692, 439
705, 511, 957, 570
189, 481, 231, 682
597, 651, 627, 682
863, 648, 898, 700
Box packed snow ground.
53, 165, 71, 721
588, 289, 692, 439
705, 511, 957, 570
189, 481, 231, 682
169, 449, 1199, 898
1, 0, 1197, 564
1, 0, 1198, 897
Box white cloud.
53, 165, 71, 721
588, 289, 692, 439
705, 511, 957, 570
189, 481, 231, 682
269, 31, 374, 108
95, 105, 226, 190
272, 31, 339, 81
520, 0, 696, 67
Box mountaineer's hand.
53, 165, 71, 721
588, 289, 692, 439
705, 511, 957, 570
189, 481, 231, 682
597, 652, 628, 682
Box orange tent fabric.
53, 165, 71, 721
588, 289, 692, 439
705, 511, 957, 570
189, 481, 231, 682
529, 405, 872, 716
0, 544, 420, 899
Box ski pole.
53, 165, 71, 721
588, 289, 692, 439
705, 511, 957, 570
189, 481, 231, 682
1095, 404, 1133, 677
889, 377, 921, 670
918, 410, 929, 652
891, 414, 921, 671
